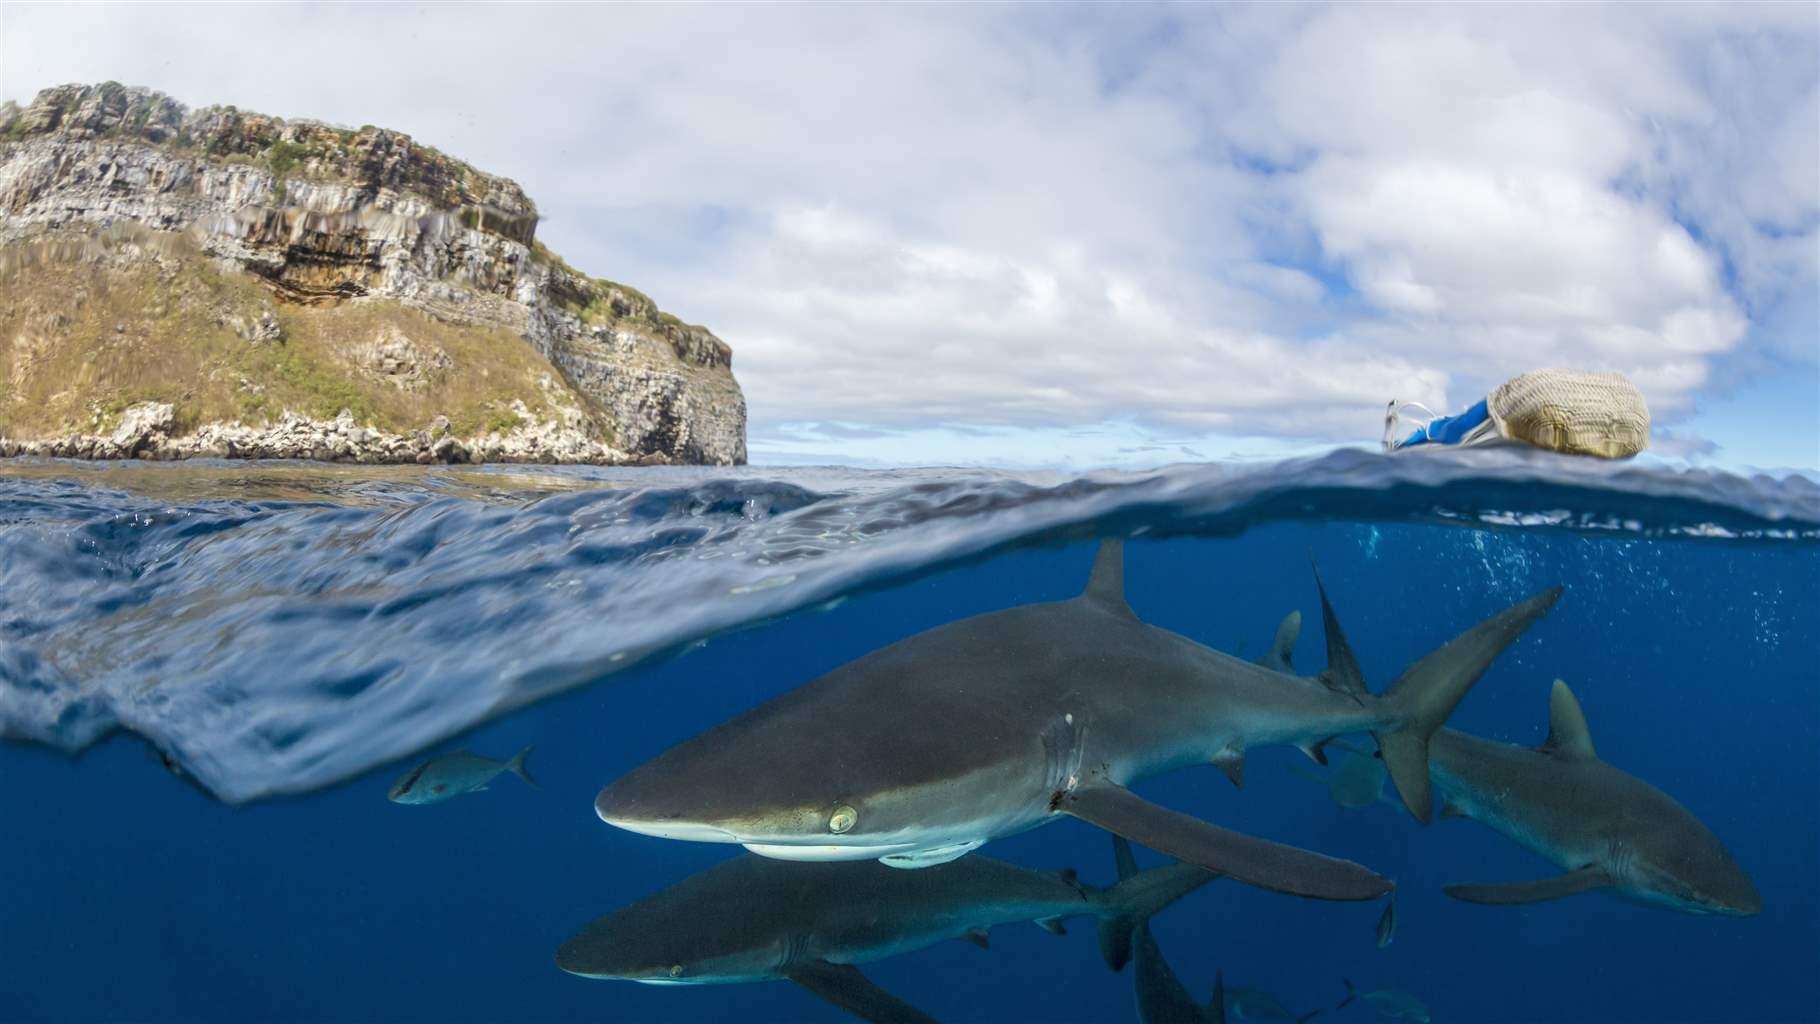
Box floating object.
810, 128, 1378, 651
1384, 369, 1650, 458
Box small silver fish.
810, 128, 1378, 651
388, 746, 536, 804
1376, 894, 1396, 949
1341, 979, 1429, 1024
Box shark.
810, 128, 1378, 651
1430, 678, 1761, 915
595, 541, 1561, 901
1114, 835, 1236, 1024
555, 849, 1215, 1024
1260, 610, 1760, 916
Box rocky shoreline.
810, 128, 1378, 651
0, 402, 668, 466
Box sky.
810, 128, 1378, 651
2, 3, 1815, 470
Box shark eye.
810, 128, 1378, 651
828, 804, 858, 834
668, 964, 684, 979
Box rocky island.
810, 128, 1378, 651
0, 82, 746, 465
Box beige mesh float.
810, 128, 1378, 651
1384, 369, 1650, 459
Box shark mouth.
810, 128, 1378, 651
602, 813, 968, 865
601, 818, 741, 843
738, 837, 988, 868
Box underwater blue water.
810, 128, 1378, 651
1, 450, 1816, 1023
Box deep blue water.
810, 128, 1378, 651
2, 450, 1817, 1023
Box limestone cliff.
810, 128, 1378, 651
0, 82, 746, 465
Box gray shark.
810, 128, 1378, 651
555, 849, 1214, 1024
1262, 608, 1758, 916
1430, 679, 1760, 915
596, 542, 1560, 901
1114, 835, 1249, 1024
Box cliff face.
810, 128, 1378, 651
0, 82, 746, 465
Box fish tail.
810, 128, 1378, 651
1366, 586, 1561, 823
506, 745, 537, 788
1093, 835, 1215, 972
1338, 978, 1357, 1010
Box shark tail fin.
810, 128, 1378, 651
1338, 979, 1358, 1010
1208, 970, 1227, 1024
1093, 835, 1213, 973
505, 745, 537, 788
1370, 586, 1562, 823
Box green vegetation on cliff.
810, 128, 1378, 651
0, 233, 599, 441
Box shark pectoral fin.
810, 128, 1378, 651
1443, 865, 1612, 906
1062, 782, 1391, 901
788, 962, 943, 1024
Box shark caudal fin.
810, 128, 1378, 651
1094, 835, 1218, 972
1369, 587, 1562, 822
505, 745, 538, 789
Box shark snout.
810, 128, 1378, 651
1707, 867, 1762, 917
594, 776, 742, 843
554, 934, 605, 978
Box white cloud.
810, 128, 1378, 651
1, 2, 1812, 465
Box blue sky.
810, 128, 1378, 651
3, 3, 1815, 469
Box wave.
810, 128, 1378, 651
1, 448, 1814, 802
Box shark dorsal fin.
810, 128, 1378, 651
1311, 562, 1367, 697
1260, 610, 1300, 672
1081, 540, 1136, 618
1541, 679, 1597, 760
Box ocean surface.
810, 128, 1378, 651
1, 448, 1816, 1023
